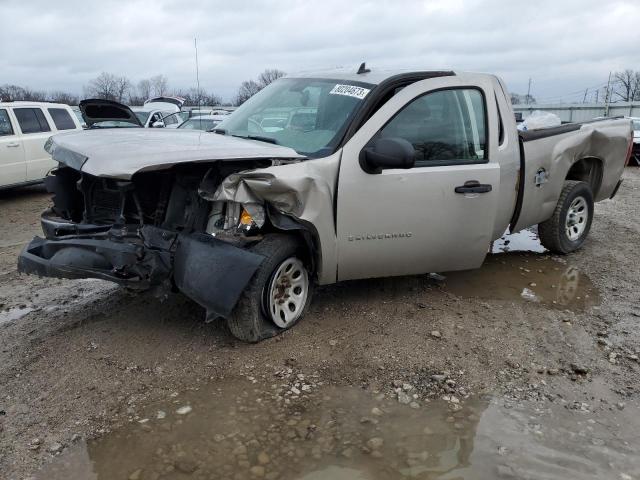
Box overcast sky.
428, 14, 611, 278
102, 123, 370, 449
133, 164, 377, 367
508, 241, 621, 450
1, 0, 639, 103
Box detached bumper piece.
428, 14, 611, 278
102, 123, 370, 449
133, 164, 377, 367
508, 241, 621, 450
17, 229, 172, 289
17, 226, 265, 318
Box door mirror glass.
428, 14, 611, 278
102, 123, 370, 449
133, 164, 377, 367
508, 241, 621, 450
359, 137, 415, 173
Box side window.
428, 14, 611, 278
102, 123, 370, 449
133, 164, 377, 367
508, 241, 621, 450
0, 109, 14, 136
14, 108, 51, 134
378, 88, 487, 167
163, 113, 177, 125
48, 108, 76, 130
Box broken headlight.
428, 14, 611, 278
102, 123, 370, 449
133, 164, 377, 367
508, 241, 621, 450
206, 201, 265, 235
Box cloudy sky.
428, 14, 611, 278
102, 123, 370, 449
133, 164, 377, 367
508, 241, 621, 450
1, 0, 639, 103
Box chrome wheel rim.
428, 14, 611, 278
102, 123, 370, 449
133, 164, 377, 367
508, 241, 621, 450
266, 257, 309, 328
565, 196, 588, 241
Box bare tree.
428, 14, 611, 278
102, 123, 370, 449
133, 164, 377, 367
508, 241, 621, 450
0, 84, 48, 102
83, 72, 132, 102
234, 68, 286, 106
173, 88, 222, 107
84, 72, 118, 100
258, 68, 286, 88
150, 75, 169, 97
235, 80, 262, 106
114, 76, 131, 103
48, 91, 79, 105
613, 70, 640, 102
137, 79, 152, 100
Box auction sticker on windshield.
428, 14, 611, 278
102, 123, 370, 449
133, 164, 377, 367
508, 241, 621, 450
329, 84, 370, 100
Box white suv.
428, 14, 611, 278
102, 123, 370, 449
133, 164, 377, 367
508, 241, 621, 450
0, 102, 82, 189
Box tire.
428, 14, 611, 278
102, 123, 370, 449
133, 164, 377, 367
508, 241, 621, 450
226, 234, 313, 342
538, 180, 594, 254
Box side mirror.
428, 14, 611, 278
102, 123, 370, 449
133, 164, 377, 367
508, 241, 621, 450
359, 137, 415, 173
152, 121, 165, 128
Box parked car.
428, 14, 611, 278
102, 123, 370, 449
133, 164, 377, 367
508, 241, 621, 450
18, 68, 632, 342
78, 97, 186, 129
177, 115, 227, 131
133, 97, 185, 128
0, 101, 82, 189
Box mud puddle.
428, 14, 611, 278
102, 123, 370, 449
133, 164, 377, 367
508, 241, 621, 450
35, 377, 639, 480
441, 228, 600, 311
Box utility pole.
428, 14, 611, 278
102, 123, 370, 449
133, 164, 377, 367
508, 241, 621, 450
526, 78, 532, 105
604, 71, 612, 116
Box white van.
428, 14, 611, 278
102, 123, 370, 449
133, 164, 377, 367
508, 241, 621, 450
0, 102, 82, 189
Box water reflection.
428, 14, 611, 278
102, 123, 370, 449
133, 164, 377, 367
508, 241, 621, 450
442, 254, 599, 311
35, 378, 639, 480
491, 228, 547, 254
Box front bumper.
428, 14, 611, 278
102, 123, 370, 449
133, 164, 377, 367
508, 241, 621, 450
18, 224, 265, 318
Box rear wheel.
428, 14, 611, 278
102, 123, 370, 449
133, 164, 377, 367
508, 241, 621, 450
227, 234, 313, 342
538, 180, 594, 254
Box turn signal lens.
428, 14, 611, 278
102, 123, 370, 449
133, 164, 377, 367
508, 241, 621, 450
239, 209, 253, 226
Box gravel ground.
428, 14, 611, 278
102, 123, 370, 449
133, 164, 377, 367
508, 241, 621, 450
0, 170, 639, 479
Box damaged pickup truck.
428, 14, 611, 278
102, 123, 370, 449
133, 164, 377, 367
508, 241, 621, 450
18, 68, 632, 342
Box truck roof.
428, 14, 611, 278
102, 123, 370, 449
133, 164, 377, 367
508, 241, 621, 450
287, 65, 469, 85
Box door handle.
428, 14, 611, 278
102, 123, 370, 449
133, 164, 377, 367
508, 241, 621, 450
6, 142, 20, 148
454, 180, 492, 194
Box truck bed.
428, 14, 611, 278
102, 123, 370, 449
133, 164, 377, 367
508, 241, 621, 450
512, 117, 631, 233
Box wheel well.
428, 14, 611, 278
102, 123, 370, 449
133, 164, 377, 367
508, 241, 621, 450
263, 207, 320, 280
566, 157, 603, 196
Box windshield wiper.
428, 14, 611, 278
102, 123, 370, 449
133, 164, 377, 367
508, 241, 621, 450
213, 128, 226, 135
232, 134, 278, 145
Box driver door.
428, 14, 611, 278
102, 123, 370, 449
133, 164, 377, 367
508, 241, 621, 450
336, 77, 500, 281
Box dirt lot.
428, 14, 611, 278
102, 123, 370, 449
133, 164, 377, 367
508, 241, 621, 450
1, 170, 639, 479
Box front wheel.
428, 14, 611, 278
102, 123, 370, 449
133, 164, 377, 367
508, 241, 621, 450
538, 180, 594, 254
227, 234, 313, 342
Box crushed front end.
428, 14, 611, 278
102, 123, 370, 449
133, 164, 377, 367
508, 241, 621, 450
18, 162, 274, 318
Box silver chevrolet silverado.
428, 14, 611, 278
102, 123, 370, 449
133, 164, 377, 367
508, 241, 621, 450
18, 67, 632, 342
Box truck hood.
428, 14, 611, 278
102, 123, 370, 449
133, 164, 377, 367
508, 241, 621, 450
44, 129, 305, 179
78, 99, 143, 128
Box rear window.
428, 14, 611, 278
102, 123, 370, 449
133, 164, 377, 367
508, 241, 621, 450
48, 108, 76, 130
0, 109, 13, 136
14, 108, 51, 134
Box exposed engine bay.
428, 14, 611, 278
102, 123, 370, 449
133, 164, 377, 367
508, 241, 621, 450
18, 158, 318, 319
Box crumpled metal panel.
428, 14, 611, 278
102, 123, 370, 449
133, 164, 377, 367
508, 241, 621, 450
203, 153, 341, 284
44, 137, 89, 171
44, 130, 304, 179
513, 118, 631, 233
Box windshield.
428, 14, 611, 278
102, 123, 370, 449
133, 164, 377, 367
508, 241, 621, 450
217, 78, 374, 156
134, 111, 151, 125
633, 120, 640, 132
178, 118, 219, 131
